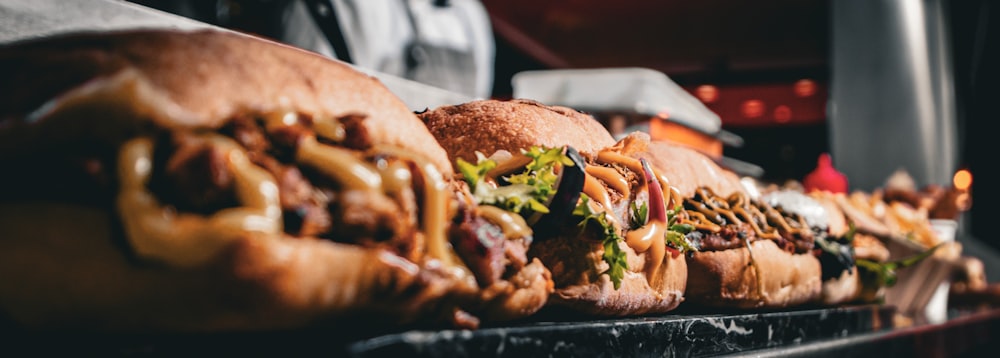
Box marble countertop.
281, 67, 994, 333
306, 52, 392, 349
344, 304, 896, 358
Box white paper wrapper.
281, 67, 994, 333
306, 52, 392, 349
882, 222, 960, 324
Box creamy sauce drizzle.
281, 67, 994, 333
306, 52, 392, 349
117, 135, 282, 267
585, 165, 630, 198
363, 146, 460, 273
678, 187, 807, 241
589, 148, 679, 285
596, 150, 643, 175
297, 136, 382, 191
117, 109, 467, 280
582, 173, 620, 227
477, 205, 531, 239
625, 220, 667, 278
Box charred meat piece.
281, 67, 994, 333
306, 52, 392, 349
149, 133, 237, 215
451, 212, 507, 287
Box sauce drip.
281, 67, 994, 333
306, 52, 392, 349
585, 165, 631, 198
477, 205, 532, 239
117, 135, 282, 267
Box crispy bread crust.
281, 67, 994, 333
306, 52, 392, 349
422, 99, 686, 315
820, 269, 861, 305
0, 30, 553, 331
0, 29, 452, 175
530, 234, 687, 316
637, 141, 746, 198
419, 99, 616, 163
639, 142, 822, 308
686, 240, 822, 309
0, 203, 464, 332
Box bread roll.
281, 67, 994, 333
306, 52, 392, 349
642, 143, 823, 309
0, 29, 551, 332
421, 99, 687, 316
637, 141, 746, 198
420, 99, 616, 162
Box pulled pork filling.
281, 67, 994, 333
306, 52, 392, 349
139, 112, 525, 287
679, 187, 816, 254
146, 114, 404, 242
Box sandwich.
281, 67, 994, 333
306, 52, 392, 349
638, 142, 823, 309
809, 189, 948, 306
0, 29, 552, 332
420, 99, 689, 316
759, 189, 890, 305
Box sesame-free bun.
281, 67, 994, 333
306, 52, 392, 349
419, 99, 616, 162
637, 141, 746, 198
638, 143, 823, 309
421, 99, 686, 316
0, 28, 452, 175
0, 29, 555, 332
686, 240, 822, 309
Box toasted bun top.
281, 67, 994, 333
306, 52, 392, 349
419, 99, 616, 162
817, 197, 849, 237
0, 29, 452, 174
638, 141, 746, 198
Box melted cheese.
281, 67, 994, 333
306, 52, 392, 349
477, 205, 531, 239
117, 135, 282, 267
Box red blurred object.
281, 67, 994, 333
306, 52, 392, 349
689, 83, 828, 127
741, 99, 766, 118
774, 105, 792, 123
803, 153, 848, 194
695, 85, 719, 103
794, 79, 818, 97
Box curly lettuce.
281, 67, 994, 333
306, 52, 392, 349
456, 147, 573, 215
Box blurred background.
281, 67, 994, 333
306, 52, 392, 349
125, 0, 998, 264
484, 0, 999, 255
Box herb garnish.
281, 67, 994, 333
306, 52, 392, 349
574, 194, 628, 289
456, 147, 573, 214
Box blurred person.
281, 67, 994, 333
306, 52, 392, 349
129, 0, 495, 99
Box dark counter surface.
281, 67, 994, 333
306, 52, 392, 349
1, 304, 897, 357
735, 307, 1000, 358
346, 304, 894, 358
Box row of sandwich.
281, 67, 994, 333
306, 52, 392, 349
0, 28, 943, 333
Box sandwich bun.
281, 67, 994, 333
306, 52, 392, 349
640, 142, 822, 309
420, 99, 687, 316
420, 98, 616, 164
636, 141, 745, 198
0, 29, 550, 332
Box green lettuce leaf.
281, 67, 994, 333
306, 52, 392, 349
665, 205, 698, 253
456, 147, 573, 215
574, 194, 628, 289
857, 243, 942, 288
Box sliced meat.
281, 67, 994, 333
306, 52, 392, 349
225, 115, 271, 154
451, 214, 507, 287
329, 189, 418, 259
504, 237, 529, 273
689, 223, 758, 252
340, 114, 372, 150
151, 133, 237, 215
